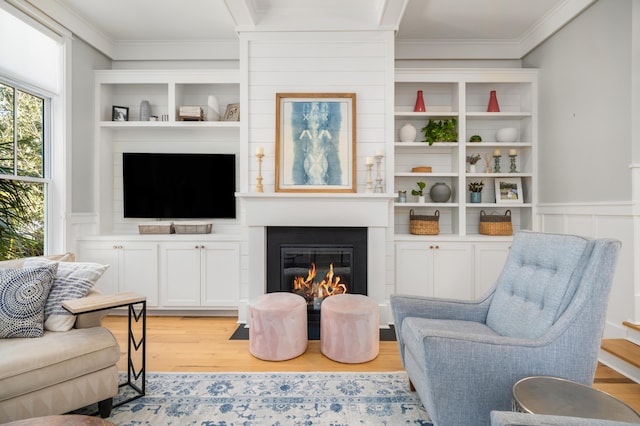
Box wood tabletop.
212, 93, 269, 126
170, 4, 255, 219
62, 291, 146, 314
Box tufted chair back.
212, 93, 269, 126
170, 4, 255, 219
485, 231, 595, 339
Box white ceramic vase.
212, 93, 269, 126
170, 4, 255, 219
207, 95, 220, 121
399, 123, 417, 142
418, 195, 426, 203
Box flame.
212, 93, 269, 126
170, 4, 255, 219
292, 262, 348, 302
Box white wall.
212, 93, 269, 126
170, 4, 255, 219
523, 0, 632, 204
71, 37, 111, 213
524, 0, 638, 336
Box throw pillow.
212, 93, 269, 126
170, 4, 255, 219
24, 259, 109, 332
0, 264, 57, 338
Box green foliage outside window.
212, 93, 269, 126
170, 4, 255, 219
0, 82, 46, 260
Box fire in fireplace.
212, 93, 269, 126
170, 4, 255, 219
266, 226, 367, 338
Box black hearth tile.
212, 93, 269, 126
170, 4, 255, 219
229, 324, 396, 341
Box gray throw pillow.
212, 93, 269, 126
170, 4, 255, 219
0, 264, 57, 338
24, 259, 109, 332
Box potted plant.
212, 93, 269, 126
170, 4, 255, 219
421, 118, 457, 146
468, 180, 484, 203
469, 134, 482, 142
466, 154, 482, 173
411, 181, 426, 203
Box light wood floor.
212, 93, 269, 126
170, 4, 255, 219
102, 315, 640, 412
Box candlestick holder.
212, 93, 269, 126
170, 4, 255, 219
374, 154, 384, 193
365, 162, 374, 193
509, 154, 518, 173
493, 155, 501, 173
255, 153, 264, 192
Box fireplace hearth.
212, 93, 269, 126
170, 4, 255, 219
266, 226, 367, 338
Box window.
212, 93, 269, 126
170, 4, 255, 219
0, 80, 48, 259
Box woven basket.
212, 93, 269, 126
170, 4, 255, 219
410, 209, 440, 235
479, 210, 513, 236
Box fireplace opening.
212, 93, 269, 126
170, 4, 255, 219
266, 226, 367, 339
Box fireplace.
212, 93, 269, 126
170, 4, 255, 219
266, 226, 367, 338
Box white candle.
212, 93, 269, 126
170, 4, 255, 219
256, 146, 264, 156
509, 149, 517, 156
493, 149, 501, 156
375, 148, 384, 157
366, 156, 374, 165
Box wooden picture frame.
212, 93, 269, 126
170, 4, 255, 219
275, 93, 356, 193
495, 177, 523, 204
223, 103, 240, 121
112, 105, 129, 122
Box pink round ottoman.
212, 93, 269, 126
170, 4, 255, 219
249, 292, 308, 361
320, 294, 379, 363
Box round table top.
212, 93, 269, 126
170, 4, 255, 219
1, 414, 115, 426
513, 376, 640, 422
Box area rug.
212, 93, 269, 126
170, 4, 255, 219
101, 371, 432, 425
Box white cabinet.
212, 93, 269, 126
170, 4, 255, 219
76, 240, 159, 306
393, 69, 537, 238
159, 241, 240, 308
474, 241, 511, 297
395, 240, 511, 300
395, 241, 473, 299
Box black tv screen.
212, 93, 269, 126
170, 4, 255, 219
123, 152, 236, 219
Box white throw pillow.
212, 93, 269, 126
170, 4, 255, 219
24, 259, 109, 332
0, 264, 57, 338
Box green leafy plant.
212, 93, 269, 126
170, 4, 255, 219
469, 134, 482, 142
421, 118, 458, 146
468, 180, 484, 193
411, 181, 426, 197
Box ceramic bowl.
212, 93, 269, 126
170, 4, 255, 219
495, 127, 518, 142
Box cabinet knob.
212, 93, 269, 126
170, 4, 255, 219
429, 245, 434, 250
434, 245, 440, 250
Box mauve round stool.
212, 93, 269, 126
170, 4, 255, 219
320, 294, 379, 363
249, 292, 307, 361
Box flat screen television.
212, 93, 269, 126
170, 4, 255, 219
123, 152, 236, 219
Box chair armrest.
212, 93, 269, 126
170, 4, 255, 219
490, 411, 638, 426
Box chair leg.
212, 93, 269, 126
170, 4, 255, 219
98, 397, 113, 418
409, 379, 416, 392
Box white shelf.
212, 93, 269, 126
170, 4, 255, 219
99, 121, 240, 128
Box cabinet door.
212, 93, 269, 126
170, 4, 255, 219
433, 243, 473, 300
201, 242, 240, 307
395, 242, 434, 297
76, 241, 119, 295
160, 243, 201, 306
474, 242, 511, 298
119, 242, 158, 306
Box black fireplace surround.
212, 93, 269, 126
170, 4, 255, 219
266, 226, 368, 338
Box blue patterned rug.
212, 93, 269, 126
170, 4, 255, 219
101, 371, 432, 425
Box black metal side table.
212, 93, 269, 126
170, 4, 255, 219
63, 291, 147, 407
513, 376, 640, 423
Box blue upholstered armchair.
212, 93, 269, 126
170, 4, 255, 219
391, 231, 621, 426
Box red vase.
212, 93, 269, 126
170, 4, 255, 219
414, 90, 426, 112
487, 90, 500, 112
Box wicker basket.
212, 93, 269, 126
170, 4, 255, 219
138, 221, 175, 234
174, 221, 213, 234
479, 210, 513, 236
410, 209, 440, 235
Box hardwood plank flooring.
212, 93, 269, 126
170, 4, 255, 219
102, 315, 640, 412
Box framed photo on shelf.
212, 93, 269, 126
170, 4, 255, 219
112, 106, 129, 122
223, 103, 240, 121
275, 93, 356, 193
495, 177, 523, 204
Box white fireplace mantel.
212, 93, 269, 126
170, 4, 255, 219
236, 192, 394, 326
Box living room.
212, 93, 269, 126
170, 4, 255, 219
1, 0, 640, 424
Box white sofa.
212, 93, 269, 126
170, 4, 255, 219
0, 254, 120, 422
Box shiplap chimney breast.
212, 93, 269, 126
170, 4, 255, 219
237, 30, 396, 325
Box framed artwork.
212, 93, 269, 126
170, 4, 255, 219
223, 103, 240, 121
112, 106, 129, 122
495, 177, 523, 204
275, 93, 356, 193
